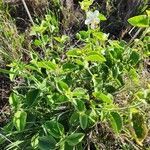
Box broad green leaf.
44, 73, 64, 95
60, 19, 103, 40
88, 109, 97, 124
129, 68, 139, 84
69, 112, 79, 126
131, 112, 148, 145
129, 51, 140, 65
31, 134, 39, 149
79, 0, 93, 11
112, 65, 119, 78
30, 25, 47, 35
99, 13, 107, 21
38, 136, 57, 150
45, 121, 64, 138
62, 63, 77, 72
93, 92, 113, 104
76, 142, 83, 150
75, 59, 84, 66
13, 111, 27, 131
72, 88, 87, 97
57, 80, 69, 92
85, 53, 106, 63
58, 142, 73, 150
26, 89, 40, 106
51, 94, 68, 104
76, 31, 90, 39
93, 32, 108, 41
66, 133, 85, 146
67, 49, 82, 57
128, 15, 149, 27
74, 99, 86, 112
110, 112, 122, 133
42, 35, 49, 44
63, 142, 74, 150
37, 61, 57, 71
54, 35, 69, 43
9, 93, 19, 109
79, 114, 88, 130
34, 39, 43, 46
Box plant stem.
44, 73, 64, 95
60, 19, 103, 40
21, 0, 34, 25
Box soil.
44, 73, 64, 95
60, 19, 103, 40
0, 71, 12, 127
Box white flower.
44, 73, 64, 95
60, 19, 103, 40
85, 10, 100, 29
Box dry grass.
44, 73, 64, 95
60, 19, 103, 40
0, 9, 24, 63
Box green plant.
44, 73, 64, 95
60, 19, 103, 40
0, 2, 150, 150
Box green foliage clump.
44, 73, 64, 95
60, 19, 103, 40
0, 1, 150, 150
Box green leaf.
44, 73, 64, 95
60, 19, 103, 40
112, 65, 119, 78
129, 68, 139, 84
25, 63, 39, 72
129, 51, 140, 65
45, 121, 64, 138
131, 112, 148, 145
67, 49, 82, 57
75, 59, 84, 66
9, 93, 19, 109
38, 136, 57, 150
72, 88, 87, 97
85, 53, 106, 63
30, 25, 47, 35
63, 142, 74, 150
62, 63, 77, 72
13, 111, 27, 131
34, 39, 43, 46
76, 31, 90, 40
93, 92, 113, 104
110, 112, 122, 133
37, 61, 57, 71
57, 80, 69, 92
128, 15, 149, 27
99, 13, 107, 21
26, 89, 40, 106
31, 134, 39, 149
79, 0, 94, 11
54, 35, 69, 43
51, 94, 68, 104
93, 32, 108, 41
50, 94, 66, 104
76, 142, 83, 150
69, 112, 79, 126
0, 68, 15, 75
66, 133, 85, 146
74, 99, 86, 112
79, 114, 88, 130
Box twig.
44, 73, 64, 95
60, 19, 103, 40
21, 0, 34, 25
128, 28, 142, 47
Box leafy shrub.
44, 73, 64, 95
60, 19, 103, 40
0, 1, 150, 150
